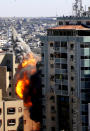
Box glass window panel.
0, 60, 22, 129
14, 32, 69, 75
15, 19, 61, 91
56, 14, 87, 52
84, 59, 90, 67
84, 70, 90, 75
84, 48, 89, 56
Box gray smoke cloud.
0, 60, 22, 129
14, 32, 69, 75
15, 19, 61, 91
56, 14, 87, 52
12, 27, 32, 62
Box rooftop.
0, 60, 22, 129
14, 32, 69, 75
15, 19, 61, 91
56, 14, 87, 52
57, 16, 90, 20
48, 25, 90, 31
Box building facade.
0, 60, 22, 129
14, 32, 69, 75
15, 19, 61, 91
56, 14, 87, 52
0, 99, 23, 131
57, 16, 90, 26
41, 25, 90, 131
0, 52, 24, 131
0, 52, 18, 99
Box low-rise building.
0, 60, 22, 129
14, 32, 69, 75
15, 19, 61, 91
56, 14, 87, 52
0, 95, 23, 131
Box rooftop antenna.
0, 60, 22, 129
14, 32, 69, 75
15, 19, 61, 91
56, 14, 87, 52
73, 0, 84, 17
56, 8, 58, 18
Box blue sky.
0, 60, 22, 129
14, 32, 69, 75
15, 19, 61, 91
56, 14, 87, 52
0, 0, 90, 17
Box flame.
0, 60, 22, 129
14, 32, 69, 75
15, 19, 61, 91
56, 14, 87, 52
15, 53, 37, 107
16, 73, 29, 99
22, 53, 37, 68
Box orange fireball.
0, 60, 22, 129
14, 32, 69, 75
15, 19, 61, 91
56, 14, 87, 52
16, 74, 29, 99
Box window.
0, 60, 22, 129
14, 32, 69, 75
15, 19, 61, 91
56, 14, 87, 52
81, 67, 90, 70
86, 21, 90, 25
55, 53, 67, 58
50, 42, 53, 47
50, 54, 54, 60
51, 106, 55, 113
50, 96, 55, 102
51, 116, 55, 121
61, 53, 67, 58
59, 21, 63, 25
61, 64, 67, 69
82, 112, 88, 115
42, 95, 45, 98
41, 53, 44, 57
70, 44, 74, 50
7, 66, 11, 72
0, 120, 2, 127
81, 56, 90, 59
55, 63, 60, 68
71, 87, 74, 95
41, 74, 44, 77
71, 66, 74, 71
9, 76, 11, 80
50, 96, 55, 100
65, 21, 69, 25
18, 107, 22, 112
0, 109, 2, 115
7, 108, 15, 114
9, 92, 11, 96
70, 55, 74, 61
62, 85, 68, 91
72, 99, 74, 103
43, 125, 46, 129
71, 87, 74, 91
51, 127, 55, 131
77, 21, 81, 25
43, 115, 46, 119
9, 84, 11, 88
41, 43, 44, 46
55, 41, 60, 47
50, 75, 54, 81
55, 53, 60, 58
80, 44, 90, 48
41, 84, 44, 88
50, 64, 54, 68
81, 89, 90, 93
58, 85, 61, 90
7, 119, 16, 126
81, 78, 90, 81
71, 76, 74, 81
61, 41, 67, 47
72, 109, 74, 113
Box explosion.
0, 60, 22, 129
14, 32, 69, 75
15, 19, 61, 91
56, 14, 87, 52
15, 52, 42, 130
15, 53, 38, 107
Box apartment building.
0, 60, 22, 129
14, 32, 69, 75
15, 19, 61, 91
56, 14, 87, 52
0, 99, 23, 131
0, 52, 18, 99
41, 25, 90, 131
0, 52, 24, 131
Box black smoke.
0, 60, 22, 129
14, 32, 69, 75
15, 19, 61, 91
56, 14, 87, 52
17, 116, 24, 131
20, 62, 42, 123
28, 69, 42, 123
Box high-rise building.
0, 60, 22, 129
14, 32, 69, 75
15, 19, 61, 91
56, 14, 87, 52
41, 25, 90, 131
